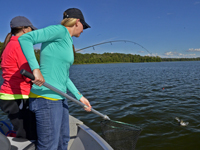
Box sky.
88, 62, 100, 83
0, 0, 200, 58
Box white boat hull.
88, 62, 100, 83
0, 115, 113, 150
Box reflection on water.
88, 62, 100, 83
1, 61, 200, 149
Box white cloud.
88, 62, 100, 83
145, 53, 158, 57
164, 51, 177, 56
163, 51, 196, 58
187, 48, 200, 52
138, 51, 144, 53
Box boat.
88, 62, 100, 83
0, 115, 113, 150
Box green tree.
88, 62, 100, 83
34, 49, 40, 63
0, 42, 4, 53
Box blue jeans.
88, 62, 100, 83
29, 98, 70, 150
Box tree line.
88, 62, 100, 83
35, 50, 161, 64
33, 50, 200, 63
1, 41, 200, 63
0, 42, 3, 51
33, 51, 200, 64
0, 42, 162, 64
162, 57, 200, 61
74, 52, 161, 64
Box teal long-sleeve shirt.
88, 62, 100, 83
18, 25, 83, 100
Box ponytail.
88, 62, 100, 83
0, 27, 26, 58
73, 44, 76, 56
0, 33, 12, 58
61, 18, 77, 27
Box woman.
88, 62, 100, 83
19, 8, 92, 150
0, 16, 37, 140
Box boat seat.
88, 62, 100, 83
0, 132, 11, 150
7, 137, 35, 150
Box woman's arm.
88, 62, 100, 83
18, 25, 67, 71
67, 78, 92, 111
18, 25, 67, 86
66, 78, 83, 100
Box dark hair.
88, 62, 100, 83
72, 44, 76, 56
0, 26, 29, 58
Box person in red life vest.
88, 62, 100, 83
0, 16, 37, 140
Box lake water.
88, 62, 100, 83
0, 61, 200, 150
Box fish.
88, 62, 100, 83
175, 117, 189, 126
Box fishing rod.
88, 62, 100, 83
75, 40, 152, 55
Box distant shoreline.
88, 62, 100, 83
73, 60, 200, 65
0, 59, 200, 69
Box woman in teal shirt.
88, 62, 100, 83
19, 8, 92, 150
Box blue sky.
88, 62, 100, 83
0, 0, 200, 58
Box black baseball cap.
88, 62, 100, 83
10, 16, 37, 30
63, 8, 91, 29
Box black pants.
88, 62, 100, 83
0, 99, 37, 140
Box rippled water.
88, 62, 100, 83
1, 61, 200, 149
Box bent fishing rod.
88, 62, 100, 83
75, 40, 152, 54
20, 69, 110, 120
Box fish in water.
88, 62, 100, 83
175, 117, 189, 126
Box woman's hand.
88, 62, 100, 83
79, 96, 92, 112
32, 69, 45, 86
